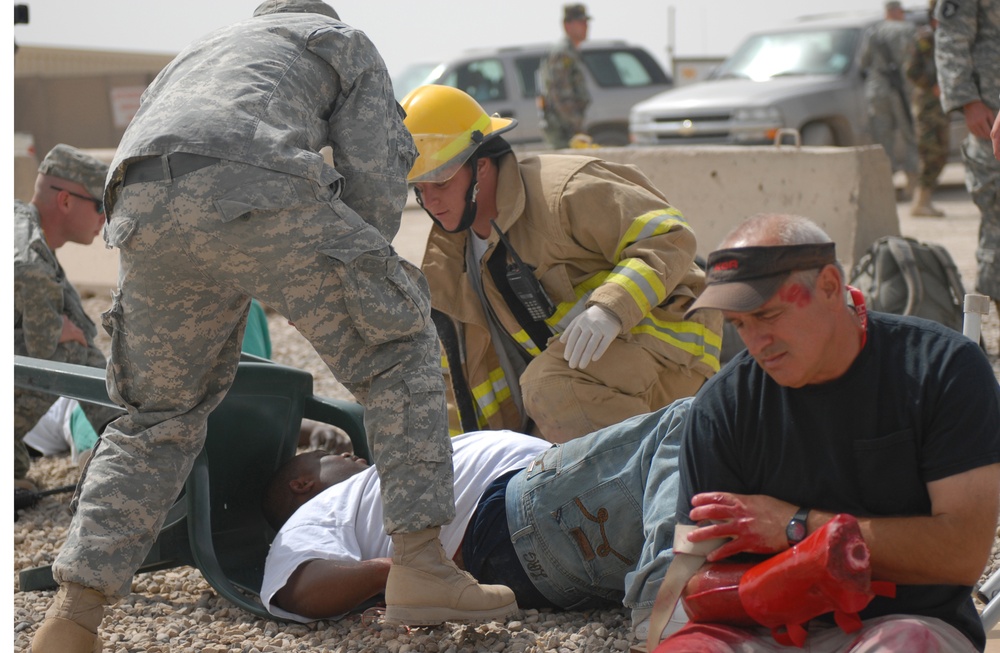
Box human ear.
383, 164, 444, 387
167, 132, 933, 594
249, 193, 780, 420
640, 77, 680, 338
816, 264, 843, 300
289, 477, 316, 495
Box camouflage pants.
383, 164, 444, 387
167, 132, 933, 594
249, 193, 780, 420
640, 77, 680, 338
14, 342, 122, 479
53, 161, 454, 598
541, 109, 582, 150
962, 134, 1000, 299
913, 91, 949, 189
868, 91, 918, 176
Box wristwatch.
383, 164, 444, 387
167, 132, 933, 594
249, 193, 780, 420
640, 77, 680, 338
785, 507, 810, 547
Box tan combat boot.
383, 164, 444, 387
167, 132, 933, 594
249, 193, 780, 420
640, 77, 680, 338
31, 582, 106, 653
384, 527, 518, 626
911, 186, 945, 217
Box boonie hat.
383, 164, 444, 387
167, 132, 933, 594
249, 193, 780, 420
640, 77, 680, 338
685, 243, 837, 318
563, 3, 590, 22
37, 144, 109, 201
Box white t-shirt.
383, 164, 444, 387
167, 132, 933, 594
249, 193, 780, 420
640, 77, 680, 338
23, 396, 76, 457
261, 430, 550, 622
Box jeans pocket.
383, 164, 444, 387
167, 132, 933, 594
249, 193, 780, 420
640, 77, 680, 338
318, 225, 431, 346
552, 478, 642, 585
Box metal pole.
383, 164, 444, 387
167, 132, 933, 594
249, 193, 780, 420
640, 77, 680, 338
963, 293, 990, 343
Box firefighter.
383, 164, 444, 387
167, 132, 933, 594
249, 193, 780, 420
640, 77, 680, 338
402, 84, 723, 443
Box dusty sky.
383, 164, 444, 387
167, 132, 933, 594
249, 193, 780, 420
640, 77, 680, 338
12, 0, 888, 77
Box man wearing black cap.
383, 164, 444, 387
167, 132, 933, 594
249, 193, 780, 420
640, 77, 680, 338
538, 3, 592, 148
644, 213, 1000, 650
14, 144, 122, 491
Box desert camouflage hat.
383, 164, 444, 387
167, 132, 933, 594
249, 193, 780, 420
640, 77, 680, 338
563, 3, 590, 22
37, 144, 109, 201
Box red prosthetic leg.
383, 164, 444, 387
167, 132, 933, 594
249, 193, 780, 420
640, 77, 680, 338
666, 514, 895, 650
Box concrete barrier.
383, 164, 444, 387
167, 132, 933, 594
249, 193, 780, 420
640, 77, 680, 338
33, 143, 900, 294
589, 144, 900, 270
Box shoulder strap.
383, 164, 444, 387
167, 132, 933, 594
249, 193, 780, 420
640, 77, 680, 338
884, 236, 923, 316
431, 308, 480, 433
924, 243, 966, 307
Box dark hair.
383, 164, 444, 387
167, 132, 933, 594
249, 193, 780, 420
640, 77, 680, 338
261, 457, 307, 531
476, 135, 513, 161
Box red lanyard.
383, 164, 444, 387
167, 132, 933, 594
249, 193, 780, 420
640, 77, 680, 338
847, 286, 868, 349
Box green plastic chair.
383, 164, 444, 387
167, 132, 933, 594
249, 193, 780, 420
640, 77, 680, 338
15, 355, 368, 619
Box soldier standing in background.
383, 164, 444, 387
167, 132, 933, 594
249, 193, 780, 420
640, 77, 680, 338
906, 0, 950, 217
860, 1, 920, 198
935, 0, 1000, 342
30, 2, 516, 651
14, 144, 122, 491
538, 4, 592, 149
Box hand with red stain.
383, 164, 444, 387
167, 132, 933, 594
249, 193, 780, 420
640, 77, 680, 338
686, 492, 801, 561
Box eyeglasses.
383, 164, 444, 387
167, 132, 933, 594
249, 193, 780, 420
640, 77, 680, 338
50, 185, 104, 214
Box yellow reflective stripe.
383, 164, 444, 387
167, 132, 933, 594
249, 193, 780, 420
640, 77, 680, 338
631, 316, 723, 372
614, 208, 689, 263
432, 113, 492, 166
471, 367, 511, 419
511, 330, 542, 357
605, 259, 666, 315
547, 272, 607, 330
449, 426, 464, 437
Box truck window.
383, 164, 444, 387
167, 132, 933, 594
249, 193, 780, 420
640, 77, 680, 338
440, 59, 508, 104
583, 48, 671, 88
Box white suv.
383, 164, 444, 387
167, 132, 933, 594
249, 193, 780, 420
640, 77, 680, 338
399, 41, 673, 148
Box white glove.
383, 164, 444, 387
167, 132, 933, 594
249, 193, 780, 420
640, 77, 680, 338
560, 305, 621, 370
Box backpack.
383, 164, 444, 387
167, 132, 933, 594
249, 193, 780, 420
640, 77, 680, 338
849, 235, 966, 332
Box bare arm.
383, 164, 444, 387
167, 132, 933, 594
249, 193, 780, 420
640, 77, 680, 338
687, 464, 1000, 585
272, 557, 392, 619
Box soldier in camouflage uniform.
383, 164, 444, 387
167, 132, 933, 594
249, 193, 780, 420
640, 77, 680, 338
31, 2, 516, 651
935, 0, 1000, 341
906, 0, 950, 216
860, 1, 919, 196
13, 144, 122, 488
538, 4, 592, 149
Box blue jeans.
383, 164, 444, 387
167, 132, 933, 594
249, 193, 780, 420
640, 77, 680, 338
504, 397, 690, 611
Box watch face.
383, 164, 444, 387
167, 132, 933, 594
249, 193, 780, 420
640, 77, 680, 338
787, 520, 806, 544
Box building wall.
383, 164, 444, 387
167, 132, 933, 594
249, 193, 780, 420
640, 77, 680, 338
14, 46, 175, 157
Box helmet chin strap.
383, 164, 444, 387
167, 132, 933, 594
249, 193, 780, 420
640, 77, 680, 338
414, 160, 480, 234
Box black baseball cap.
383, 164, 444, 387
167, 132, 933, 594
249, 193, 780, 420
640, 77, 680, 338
685, 243, 837, 318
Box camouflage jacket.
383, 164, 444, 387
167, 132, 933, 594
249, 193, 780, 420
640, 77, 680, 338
860, 19, 917, 98
935, 0, 1000, 113
538, 38, 591, 133
906, 24, 939, 94
108, 0, 415, 237
13, 200, 99, 359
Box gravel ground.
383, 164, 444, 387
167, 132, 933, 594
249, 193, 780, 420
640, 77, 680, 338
13, 183, 1000, 652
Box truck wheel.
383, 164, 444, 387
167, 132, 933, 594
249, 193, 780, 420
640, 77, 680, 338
800, 123, 837, 146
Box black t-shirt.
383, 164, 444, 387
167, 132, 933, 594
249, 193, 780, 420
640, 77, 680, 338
678, 311, 1000, 650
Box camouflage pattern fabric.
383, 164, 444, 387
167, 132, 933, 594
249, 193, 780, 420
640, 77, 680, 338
935, 0, 1000, 298
13, 201, 121, 479
860, 18, 919, 176
52, 1, 454, 600
538, 37, 590, 149
906, 24, 950, 188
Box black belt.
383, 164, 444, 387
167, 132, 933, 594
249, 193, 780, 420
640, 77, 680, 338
123, 153, 221, 186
